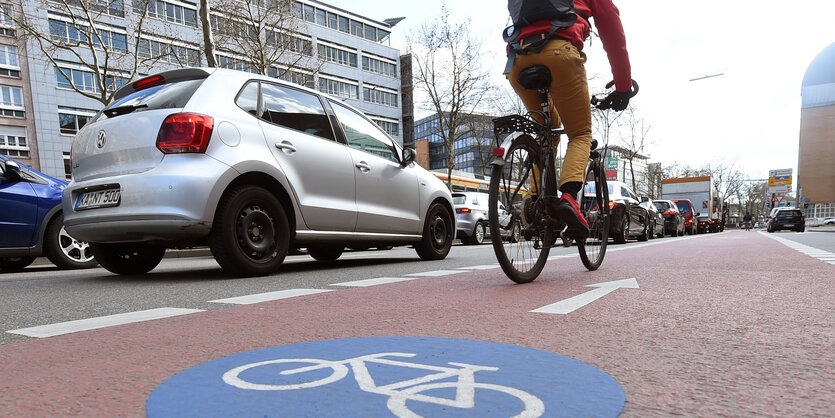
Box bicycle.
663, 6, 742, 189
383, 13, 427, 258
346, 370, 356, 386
222, 352, 544, 417
488, 65, 638, 283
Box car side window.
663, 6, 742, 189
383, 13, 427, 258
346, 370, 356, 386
235, 81, 259, 116
329, 100, 398, 163
260, 82, 335, 141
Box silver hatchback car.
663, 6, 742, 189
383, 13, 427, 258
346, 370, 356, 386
64, 68, 455, 277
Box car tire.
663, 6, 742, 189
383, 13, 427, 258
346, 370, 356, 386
508, 221, 521, 243
637, 221, 649, 242
308, 245, 344, 262
415, 202, 453, 260
91, 243, 165, 275
0, 257, 36, 272
472, 221, 485, 245
613, 214, 628, 244
210, 185, 289, 277
647, 221, 655, 240
43, 213, 97, 270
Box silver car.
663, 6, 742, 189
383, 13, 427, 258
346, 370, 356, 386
63, 68, 455, 277
452, 191, 519, 245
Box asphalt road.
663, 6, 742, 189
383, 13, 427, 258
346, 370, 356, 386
1, 229, 833, 416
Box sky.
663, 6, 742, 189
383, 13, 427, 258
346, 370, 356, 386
333, 0, 835, 181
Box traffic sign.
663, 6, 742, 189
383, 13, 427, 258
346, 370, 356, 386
146, 337, 626, 417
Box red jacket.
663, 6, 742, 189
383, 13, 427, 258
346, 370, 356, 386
514, 0, 632, 92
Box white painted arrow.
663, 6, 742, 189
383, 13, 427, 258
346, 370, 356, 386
530, 278, 639, 315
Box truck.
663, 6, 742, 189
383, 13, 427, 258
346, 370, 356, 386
661, 176, 715, 234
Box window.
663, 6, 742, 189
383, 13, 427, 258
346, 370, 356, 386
0, 44, 18, 77
0, 126, 28, 158
362, 55, 397, 78
49, 19, 128, 53
318, 75, 357, 100
217, 55, 254, 73
235, 81, 259, 116
363, 85, 397, 107
137, 37, 201, 66
260, 82, 334, 140
317, 42, 357, 67
58, 107, 96, 135
371, 118, 399, 137
134, 0, 197, 27
269, 67, 314, 89
55, 66, 128, 93
0, 4, 14, 36
330, 101, 397, 163
0, 85, 23, 117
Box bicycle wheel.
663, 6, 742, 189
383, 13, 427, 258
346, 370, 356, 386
489, 134, 554, 284
577, 159, 609, 270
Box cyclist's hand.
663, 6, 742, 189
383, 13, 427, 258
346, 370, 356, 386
599, 90, 631, 111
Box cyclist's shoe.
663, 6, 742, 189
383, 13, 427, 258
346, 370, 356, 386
552, 194, 589, 239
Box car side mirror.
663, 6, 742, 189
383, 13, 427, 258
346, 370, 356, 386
1, 160, 21, 180
401, 147, 416, 166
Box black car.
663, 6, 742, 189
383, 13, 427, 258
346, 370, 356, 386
767, 208, 805, 232
640, 198, 665, 239
696, 215, 711, 234
593, 180, 650, 244
652, 199, 685, 237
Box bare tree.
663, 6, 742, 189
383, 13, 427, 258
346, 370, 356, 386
459, 114, 495, 178
11, 0, 172, 105
408, 5, 492, 189
198, 0, 217, 67
207, 0, 321, 82
704, 159, 746, 216
617, 106, 652, 194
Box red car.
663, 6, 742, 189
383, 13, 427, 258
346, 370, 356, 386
672, 199, 699, 235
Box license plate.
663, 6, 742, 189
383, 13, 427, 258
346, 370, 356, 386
784, 223, 794, 228
76, 188, 121, 210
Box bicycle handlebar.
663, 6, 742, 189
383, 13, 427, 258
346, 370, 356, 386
590, 79, 639, 109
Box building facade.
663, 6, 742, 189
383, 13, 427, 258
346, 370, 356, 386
798, 41, 835, 221
4, 0, 403, 180
414, 112, 495, 178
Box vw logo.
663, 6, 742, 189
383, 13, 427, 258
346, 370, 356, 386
96, 131, 106, 148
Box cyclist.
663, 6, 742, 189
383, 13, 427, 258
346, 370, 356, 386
503, 0, 633, 238
743, 211, 752, 231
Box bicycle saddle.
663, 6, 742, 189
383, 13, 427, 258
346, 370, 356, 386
518, 65, 551, 91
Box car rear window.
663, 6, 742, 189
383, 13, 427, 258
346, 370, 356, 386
452, 194, 467, 205
675, 201, 692, 213
776, 210, 802, 218
101, 78, 206, 119
654, 201, 671, 211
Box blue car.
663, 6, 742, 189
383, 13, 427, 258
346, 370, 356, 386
0, 155, 96, 271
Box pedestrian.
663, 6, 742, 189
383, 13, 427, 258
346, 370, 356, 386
503, 0, 633, 238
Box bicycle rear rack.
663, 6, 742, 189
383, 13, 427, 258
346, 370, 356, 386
492, 115, 543, 136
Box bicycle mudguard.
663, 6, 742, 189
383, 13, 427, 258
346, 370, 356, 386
490, 132, 530, 166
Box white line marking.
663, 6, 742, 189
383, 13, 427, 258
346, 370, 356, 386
456, 264, 501, 270
531, 278, 639, 315
209, 289, 333, 305
331, 277, 417, 287
761, 232, 835, 265
7, 308, 204, 338
406, 270, 462, 277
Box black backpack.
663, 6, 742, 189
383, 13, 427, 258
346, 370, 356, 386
507, 0, 578, 28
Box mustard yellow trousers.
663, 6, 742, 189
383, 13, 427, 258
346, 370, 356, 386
506, 39, 592, 189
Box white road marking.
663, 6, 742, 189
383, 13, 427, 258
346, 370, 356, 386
7, 308, 204, 338
762, 232, 835, 265
457, 264, 501, 270
209, 289, 333, 305
331, 277, 417, 287
531, 278, 639, 315
406, 270, 462, 277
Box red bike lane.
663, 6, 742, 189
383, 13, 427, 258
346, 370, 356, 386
1, 231, 832, 416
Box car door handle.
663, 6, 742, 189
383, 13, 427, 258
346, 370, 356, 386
355, 161, 371, 172
274, 141, 296, 154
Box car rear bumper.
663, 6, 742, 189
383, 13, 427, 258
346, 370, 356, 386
63, 155, 232, 243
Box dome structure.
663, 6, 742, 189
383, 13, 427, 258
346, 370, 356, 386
801, 42, 835, 108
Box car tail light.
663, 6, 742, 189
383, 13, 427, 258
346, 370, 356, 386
133, 75, 165, 91
662, 211, 676, 216
456, 208, 471, 214
156, 113, 214, 154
